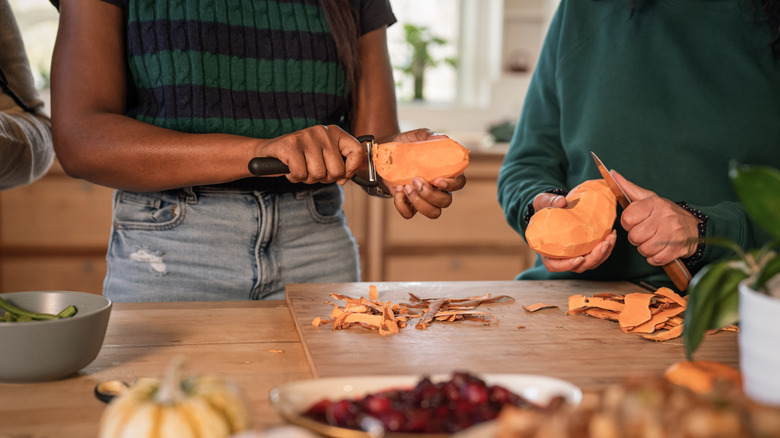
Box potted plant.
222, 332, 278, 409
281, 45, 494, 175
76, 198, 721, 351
396, 24, 456, 101
683, 162, 780, 406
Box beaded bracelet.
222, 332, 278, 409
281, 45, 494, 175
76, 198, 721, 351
676, 201, 708, 267
523, 188, 569, 226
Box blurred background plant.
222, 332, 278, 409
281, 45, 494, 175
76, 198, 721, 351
395, 23, 457, 101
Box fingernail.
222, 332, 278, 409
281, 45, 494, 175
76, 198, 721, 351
573, 257, 585, 265
413, 178, 424, 191
404, 185, 414, 196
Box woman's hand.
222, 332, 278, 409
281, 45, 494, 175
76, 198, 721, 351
254, 125, 365, 186
383, 129, 467, 220
530, 192, 618, 273
613, 171, 700, 265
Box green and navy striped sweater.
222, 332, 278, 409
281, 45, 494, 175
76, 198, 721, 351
102, 0, 395, 138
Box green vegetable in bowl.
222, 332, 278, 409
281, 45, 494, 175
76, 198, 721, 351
0, 296, 77, 322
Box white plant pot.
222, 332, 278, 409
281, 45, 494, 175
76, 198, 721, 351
738, 280, 780, 406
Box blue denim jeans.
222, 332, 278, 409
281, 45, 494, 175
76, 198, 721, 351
103, 184, 359, 302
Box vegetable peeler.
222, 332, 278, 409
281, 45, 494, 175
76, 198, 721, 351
247, 135, 391, 198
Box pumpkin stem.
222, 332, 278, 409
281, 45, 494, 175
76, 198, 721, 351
155, 356, 187, 404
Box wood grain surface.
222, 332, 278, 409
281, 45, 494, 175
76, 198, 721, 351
0, 300, 312, 438
0, 281, 741, 437
286, 280, 739, 392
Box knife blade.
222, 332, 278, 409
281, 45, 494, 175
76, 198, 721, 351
591, 152, 631, 209
590, 151, 692, 291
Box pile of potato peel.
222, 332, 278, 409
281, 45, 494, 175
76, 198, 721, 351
311, 285, 514, 336
566, 287, 738, 341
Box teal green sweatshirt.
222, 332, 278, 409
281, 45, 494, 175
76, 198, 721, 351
497, 0, 780, 291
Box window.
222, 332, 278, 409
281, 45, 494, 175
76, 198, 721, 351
388, 0, 504, 107
387, 0, 460, 103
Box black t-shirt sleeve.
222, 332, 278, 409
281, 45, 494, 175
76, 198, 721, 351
357, 0, 397, 35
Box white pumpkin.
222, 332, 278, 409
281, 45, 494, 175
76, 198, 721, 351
99, 358, 251, 438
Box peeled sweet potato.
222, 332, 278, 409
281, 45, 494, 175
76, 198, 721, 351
526, 179, 617, 259
372, 138, 470, 187
664, 360, 742, 394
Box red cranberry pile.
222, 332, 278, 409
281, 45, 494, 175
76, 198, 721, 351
303, 372, 541, 434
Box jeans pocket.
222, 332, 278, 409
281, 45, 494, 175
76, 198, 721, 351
306, 184, 344, 223
112, 190, 185, 230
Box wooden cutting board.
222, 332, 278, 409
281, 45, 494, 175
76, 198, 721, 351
285, 280, 739, 392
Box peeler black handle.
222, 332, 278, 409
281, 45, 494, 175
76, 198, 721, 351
248, 157, 289, 176
247, 135, 377, 186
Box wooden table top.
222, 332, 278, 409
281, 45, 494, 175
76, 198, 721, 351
0, 281, 739, 438
286, 281, 738, 389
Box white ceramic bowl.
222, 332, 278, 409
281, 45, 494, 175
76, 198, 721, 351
0, 291, 112, 383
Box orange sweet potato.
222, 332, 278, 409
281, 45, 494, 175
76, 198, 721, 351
525, 179, 617, 259
372, 138, 470, 187
664, 360, 742, 394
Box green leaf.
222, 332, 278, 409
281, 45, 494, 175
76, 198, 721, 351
683, 260, 748, 359
730, 162, 780, 240
754, 250, 780, 291
709, 273, 742, 329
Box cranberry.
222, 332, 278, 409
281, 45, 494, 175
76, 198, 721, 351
413, 377, 440, 403
440, 380, 460, 401
361, 394, 392, 416
489, 384, 515, 404
463, 381, 489, 405
304, 398, 329, 422
404, 408, 431, 432
377, 409, 404, 432
326, 399, 358, 428
303, 372, 543, 434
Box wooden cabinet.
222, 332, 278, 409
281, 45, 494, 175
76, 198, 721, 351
343, 149, 536, 282
1, 150, 535, 292
0, 162, 113, 293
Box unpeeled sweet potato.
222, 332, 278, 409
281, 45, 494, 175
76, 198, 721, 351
372, 138, 470, 187
525, 179, 617, 259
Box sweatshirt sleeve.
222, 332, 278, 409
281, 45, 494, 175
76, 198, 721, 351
693, 201, 776, 265
0, 0, 55, 191
496, 2, 568, 238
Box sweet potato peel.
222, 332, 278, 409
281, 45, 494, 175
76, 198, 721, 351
522, 303, 559, 312
618, 293, 654, 331
312, 286, 514, 335
567, 287, 738, 342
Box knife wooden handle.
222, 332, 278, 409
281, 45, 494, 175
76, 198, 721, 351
662, 259, 692, 292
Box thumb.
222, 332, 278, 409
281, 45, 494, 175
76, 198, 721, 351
532, 192, 567, 211
611, 170, 656, 202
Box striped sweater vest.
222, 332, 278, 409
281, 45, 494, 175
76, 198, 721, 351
121, 0, 349, 138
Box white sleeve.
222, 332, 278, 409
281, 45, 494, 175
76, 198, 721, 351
0, 0, 54, 191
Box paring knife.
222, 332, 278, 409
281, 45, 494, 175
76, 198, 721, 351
590, 151, 692, 291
